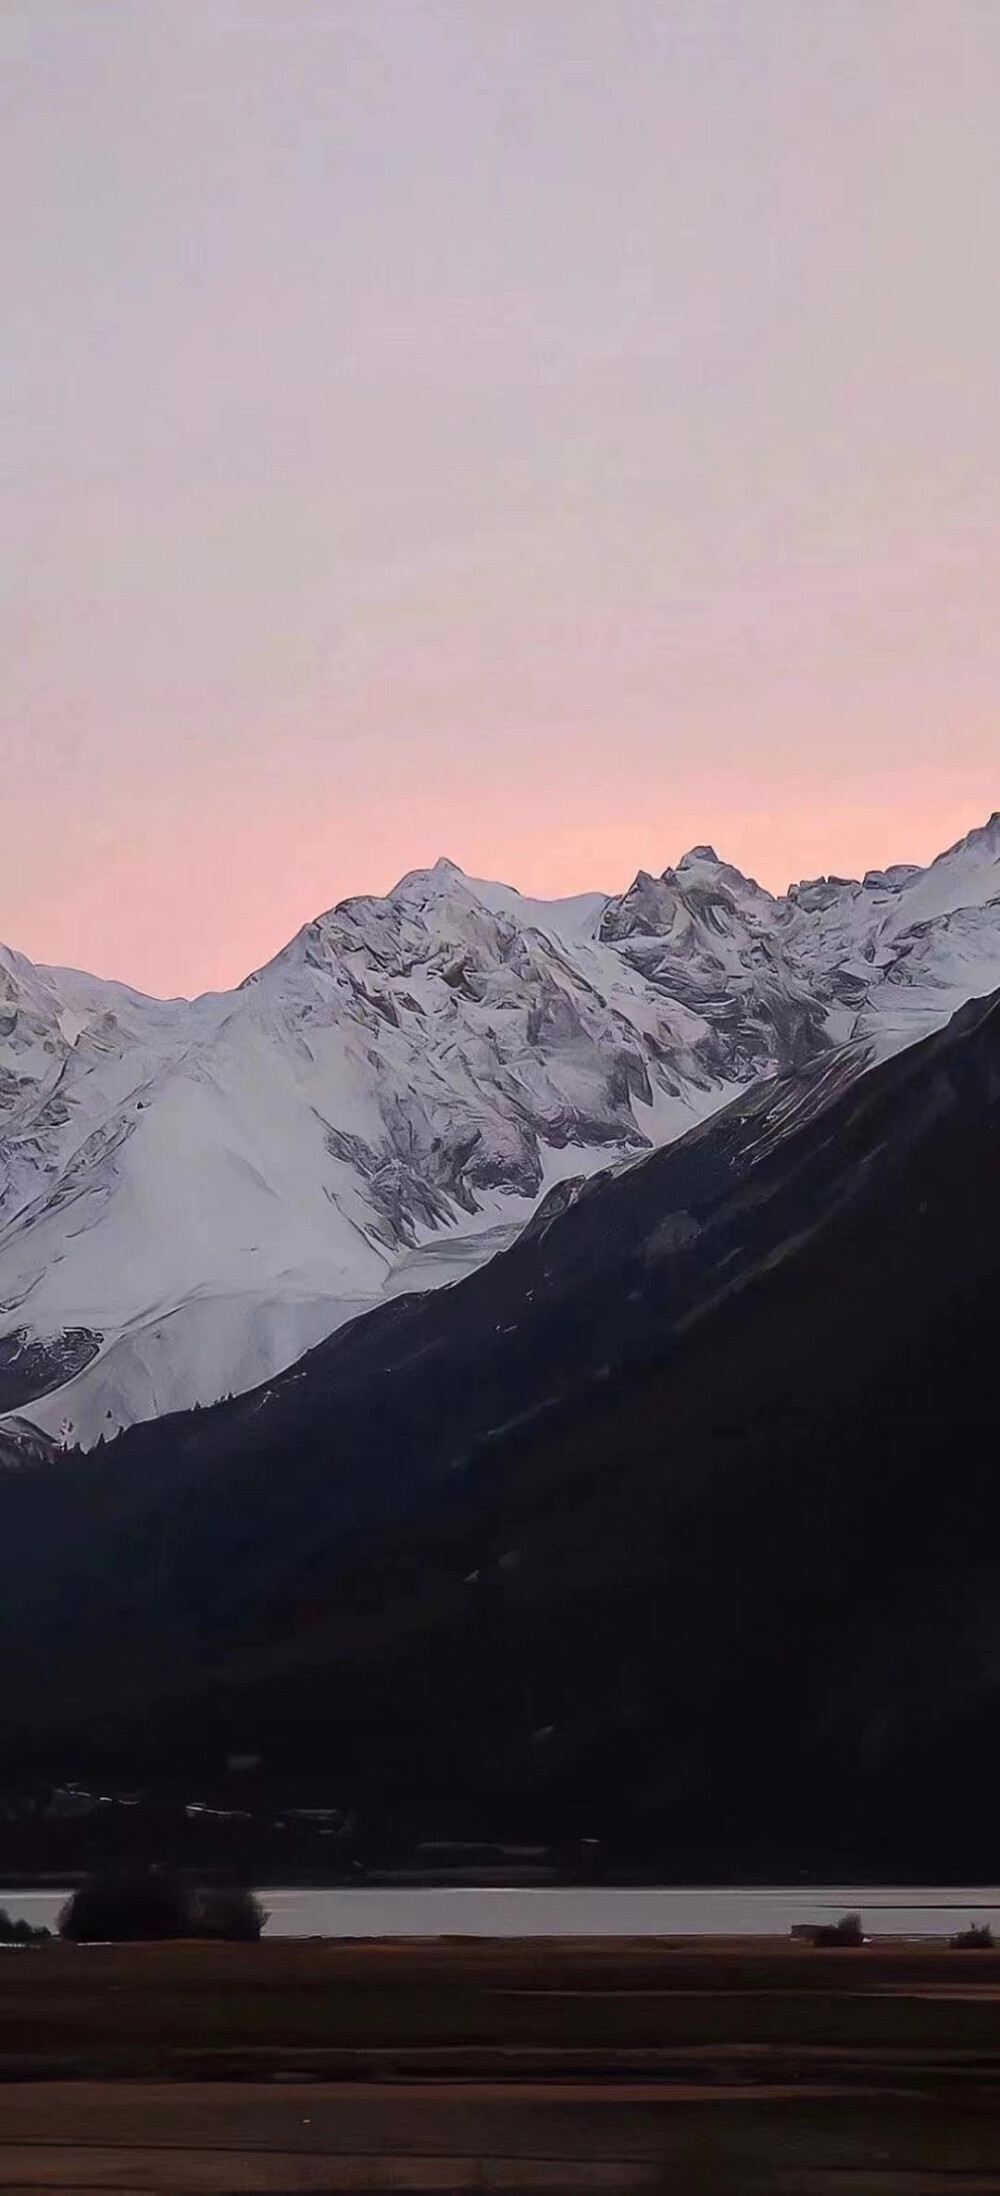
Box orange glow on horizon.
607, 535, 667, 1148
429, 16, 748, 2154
11, 770, 996, 999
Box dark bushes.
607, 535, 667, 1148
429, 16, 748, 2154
950, 1922, 994, 1948
188, 1882, 268, 1941
58, 1869, 266, 1942
59, 1869, 187, 1940
793, 1911, 865, 1947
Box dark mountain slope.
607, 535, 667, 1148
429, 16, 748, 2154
4, 813, 999, 1440
0, 1421, 54, 1471
0, 1040, 865, 1646
1, 991, 1000, 1873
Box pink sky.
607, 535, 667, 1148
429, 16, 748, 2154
3, 1, 998, 997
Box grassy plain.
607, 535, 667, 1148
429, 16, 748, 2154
2, 1935, 1000, 2188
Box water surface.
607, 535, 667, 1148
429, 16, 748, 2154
4, 1883, 1000, 1938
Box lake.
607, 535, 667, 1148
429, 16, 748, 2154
4, 1883, 1000, 1938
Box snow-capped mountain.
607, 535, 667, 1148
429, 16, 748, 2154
2, 813, 999, 1446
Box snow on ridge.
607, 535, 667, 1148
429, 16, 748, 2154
463, 874, 609, 947
2, 813, 1000, 1448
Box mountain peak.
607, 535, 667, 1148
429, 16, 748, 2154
677, 844, 721, 868
5, 814, 1000, 1449
388, 856, 470, 901
942, 812, 1000, 861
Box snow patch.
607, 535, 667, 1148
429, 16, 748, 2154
4, 817, 1000, 1444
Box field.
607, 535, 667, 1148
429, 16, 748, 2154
3, 1934, 1000, 2189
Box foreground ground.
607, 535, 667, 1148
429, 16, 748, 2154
4, 1935, 1000, 2189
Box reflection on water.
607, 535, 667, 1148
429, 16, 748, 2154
4, 1882, 1000, 1938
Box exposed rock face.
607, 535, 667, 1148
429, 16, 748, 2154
1, 816, 999, 1442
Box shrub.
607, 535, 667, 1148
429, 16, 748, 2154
187, 1883, 267, 1941
0, 1904, 50, 1945
58, 1868, 266, 1942
950, 1922, 994, 1949
59, 1868, 188, 1941
795, 1910, 865, 1947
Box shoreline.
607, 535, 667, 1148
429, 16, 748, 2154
6, 1869, 1000, 1892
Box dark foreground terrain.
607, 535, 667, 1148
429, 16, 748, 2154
4, 1935, 1000, 2189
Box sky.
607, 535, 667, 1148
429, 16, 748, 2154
3, 0, 999, 997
